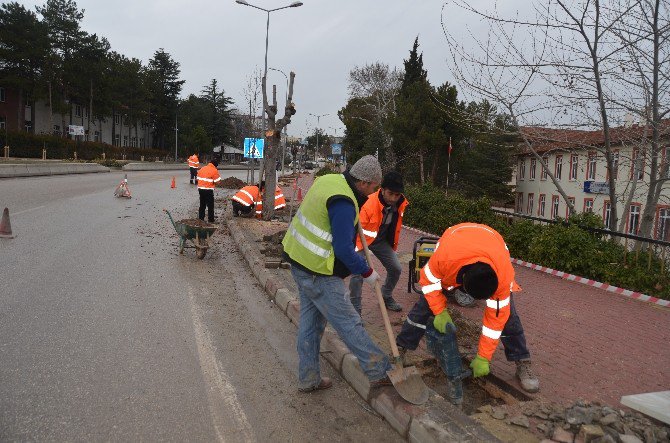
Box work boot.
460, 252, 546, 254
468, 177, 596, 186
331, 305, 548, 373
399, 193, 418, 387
515, 360, 540, 393
384, 297, 402, 312
298, 377, 333, 392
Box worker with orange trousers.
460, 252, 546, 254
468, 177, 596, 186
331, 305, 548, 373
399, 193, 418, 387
231, 182, 264, 218
349, 171, 408, 314
196, 156, 222, 222
187, 153, 200, 184
395, 223, 539, 398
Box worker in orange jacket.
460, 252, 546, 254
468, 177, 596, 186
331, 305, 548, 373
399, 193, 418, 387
187, 153, 200, 184
196, 156, 222, 222
349, 171, 408, 314
254, 186, 287, 218
395, 223, 539, 403
231, 182, 264, 218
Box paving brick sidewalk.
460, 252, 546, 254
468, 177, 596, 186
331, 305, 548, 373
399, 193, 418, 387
357, 226, 670, 408
287, 172, 670, 408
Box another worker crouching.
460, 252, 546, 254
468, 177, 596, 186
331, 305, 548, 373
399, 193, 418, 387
231, 182, 264, 218
254, 186, 287, 218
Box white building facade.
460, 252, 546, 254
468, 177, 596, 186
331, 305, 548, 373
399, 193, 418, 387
514, 125, 670, 240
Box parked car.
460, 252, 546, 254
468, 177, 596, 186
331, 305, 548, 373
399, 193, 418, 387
303, 161, 316, 170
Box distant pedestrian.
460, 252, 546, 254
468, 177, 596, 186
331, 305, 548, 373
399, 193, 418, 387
187, 152, 200, 185
196, 156, 221, 223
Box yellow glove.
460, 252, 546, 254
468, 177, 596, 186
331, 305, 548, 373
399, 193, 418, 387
470, 355, 490, 377
432, 310, 454, 334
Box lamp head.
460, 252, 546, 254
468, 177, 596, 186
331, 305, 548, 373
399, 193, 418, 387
290, 1, 303, 6
235, 0, 249, 4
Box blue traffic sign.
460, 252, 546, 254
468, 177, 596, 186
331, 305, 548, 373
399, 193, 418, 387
244, 138, 264, 159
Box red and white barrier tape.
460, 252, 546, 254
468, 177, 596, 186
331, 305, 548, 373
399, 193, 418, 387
403, 225, 670, 309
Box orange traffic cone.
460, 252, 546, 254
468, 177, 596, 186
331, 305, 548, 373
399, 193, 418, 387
0, 207, 14, 239
171, 176, 176, 189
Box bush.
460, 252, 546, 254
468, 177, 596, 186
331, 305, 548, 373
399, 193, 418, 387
315, 163, 339, 177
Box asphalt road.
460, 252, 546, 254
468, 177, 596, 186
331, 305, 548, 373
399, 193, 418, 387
0, 171, 401, 442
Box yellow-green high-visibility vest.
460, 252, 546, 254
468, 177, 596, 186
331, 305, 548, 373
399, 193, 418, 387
282, 174, 359, 275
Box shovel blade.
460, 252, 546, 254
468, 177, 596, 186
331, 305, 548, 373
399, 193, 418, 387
387, 365, 430, 405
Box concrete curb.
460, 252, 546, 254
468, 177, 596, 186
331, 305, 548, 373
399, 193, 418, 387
122, 162, 249, 171
225, 217, 500, 442
403, 225, 670, 309
0, 162, 109, 178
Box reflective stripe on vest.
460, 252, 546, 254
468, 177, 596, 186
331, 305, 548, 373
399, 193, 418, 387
296, 210, 332, 241
288, 224, 331, 258
482, 324, 502, 340
362, 228, 377, 238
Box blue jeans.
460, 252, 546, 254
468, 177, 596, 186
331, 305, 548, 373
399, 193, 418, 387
396, 293, 531, 361
349, 240, 403, 315
291, 266, 392, 390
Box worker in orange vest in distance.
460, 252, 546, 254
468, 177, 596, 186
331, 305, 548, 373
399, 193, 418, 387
187, 153, 200, 185
395, 223, 539, 404
231, 182, 264, 218
254, 186, 287, 218
196, 156, 222, 222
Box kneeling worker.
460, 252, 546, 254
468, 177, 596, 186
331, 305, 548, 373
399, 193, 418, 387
395, 222, 539, 403
349, 171, 408, 314
197, 156, 222, 222
231, 182, 264, 217
254, 185, 287, 217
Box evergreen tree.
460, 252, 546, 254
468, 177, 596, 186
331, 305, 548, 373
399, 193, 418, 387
146, 49, 184, 149
200, 79, 234, 146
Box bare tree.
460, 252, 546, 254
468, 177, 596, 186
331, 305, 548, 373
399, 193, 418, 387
242, 67, 262, 137
260, 72, 296, 220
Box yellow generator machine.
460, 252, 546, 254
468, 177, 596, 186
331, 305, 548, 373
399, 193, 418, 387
408, 236, 440, 294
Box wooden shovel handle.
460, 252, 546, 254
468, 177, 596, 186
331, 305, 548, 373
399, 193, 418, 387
357, 223, 401, 359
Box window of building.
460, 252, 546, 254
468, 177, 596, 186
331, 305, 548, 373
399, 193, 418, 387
631, 149, 644, 180
566, 197, 575, 219
518, 160, 526, 180
24, 121, 32, 131
609, 150, 619, 180
131, 137, 137, 147
555, 155, 563, 180
551, 195, 560, 219
656, 207, 670, 241
114, 134, 120, 146
0, 87, 5, 102
114, 114, 120, 125
94, 131, 100, 142
587, 152, 597, 180
530, 158, 536, 180
604, 201, 611, 229
584, 198, 594, 213
140, 138, 145, 148
569, 154, 578, 180
539, 194, 546, 217
0, 116, 5, 130
627, 204, 641, 234
74, 104, 82, 118
123, 135, 128, 147
516, 193, 524, 213
541, 156, 548, 180
527, 193, 534, 215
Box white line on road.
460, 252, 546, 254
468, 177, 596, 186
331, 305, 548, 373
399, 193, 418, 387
12, 205, 45, 216
189, 288, 255, 443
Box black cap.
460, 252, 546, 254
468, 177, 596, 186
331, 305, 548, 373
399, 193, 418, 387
381, 171, 404, 193
461, 262, 498, 299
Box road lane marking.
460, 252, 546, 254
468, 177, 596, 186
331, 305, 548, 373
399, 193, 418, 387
13, 205, 45, 216
189, 288, 255, 443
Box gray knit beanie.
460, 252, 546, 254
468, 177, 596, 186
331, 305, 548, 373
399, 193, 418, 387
349, 155, 382, 183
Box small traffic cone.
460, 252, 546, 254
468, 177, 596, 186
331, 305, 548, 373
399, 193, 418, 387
0, 207, 14, 239
171, 176, 176, 188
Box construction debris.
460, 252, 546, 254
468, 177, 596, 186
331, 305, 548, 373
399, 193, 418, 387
219, 177, 246, 189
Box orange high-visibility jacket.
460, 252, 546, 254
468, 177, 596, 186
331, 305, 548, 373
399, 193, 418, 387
255, 187, 286, 217
196, 163, 221, 190
419, 223, 521, 361
231, 185, 261, 207
355, 191, 409, 251
187, 154, 200, 168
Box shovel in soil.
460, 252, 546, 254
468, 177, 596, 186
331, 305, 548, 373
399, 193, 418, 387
357, 224, 430, 405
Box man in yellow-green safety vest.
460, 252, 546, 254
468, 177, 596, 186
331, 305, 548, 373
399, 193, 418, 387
282, 155, 394, 393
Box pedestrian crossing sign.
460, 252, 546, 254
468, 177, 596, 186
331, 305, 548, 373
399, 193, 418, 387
244, 138, 264, 159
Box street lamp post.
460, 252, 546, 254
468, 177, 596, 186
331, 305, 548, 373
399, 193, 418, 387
235, 0, 302, 183
174, 108, 178, 162
309, 113, 328, 162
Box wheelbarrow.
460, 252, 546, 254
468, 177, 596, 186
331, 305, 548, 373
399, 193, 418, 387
164, 209, 218, 259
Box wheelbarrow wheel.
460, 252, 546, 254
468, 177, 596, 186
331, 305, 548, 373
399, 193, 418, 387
196, 247, 207, 259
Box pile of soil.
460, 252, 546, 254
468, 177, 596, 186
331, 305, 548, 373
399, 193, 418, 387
219, 176, 246, 189
178, 218, 216, 228
476, 399, 669, 442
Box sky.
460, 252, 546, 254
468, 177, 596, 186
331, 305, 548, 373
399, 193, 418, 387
20, 0, 509, 140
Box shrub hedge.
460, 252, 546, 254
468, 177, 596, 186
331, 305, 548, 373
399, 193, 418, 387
403, 183, 670, 300
3, 130, 168, 161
